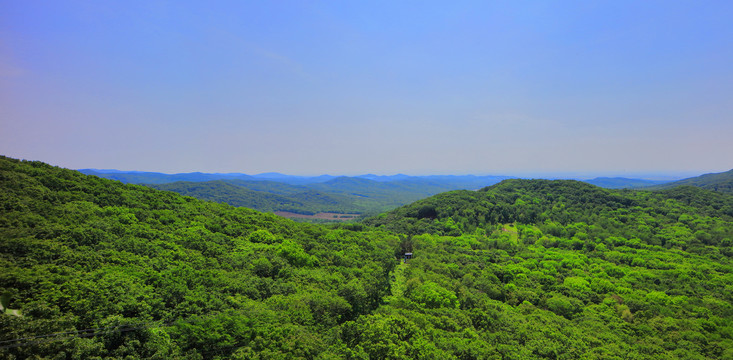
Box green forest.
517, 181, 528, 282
1, 156, 732, 359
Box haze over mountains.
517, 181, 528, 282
79, 169, 515, 217
581, 177, 670, 189
76, 168, 733, 221
79, 169, 512, 187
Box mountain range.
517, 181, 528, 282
78, 168, 733, 219
581, 177, 670, 189
79, 169, 512, 187
80, 170, 514, 217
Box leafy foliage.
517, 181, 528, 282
0, 156, 397, 358
2, 157, 733, 359
366, 179, 733, 242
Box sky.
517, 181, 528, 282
1, 1, 732, 177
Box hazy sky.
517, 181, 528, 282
2, 1, 732, 176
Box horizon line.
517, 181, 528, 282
75, 167, 721, 181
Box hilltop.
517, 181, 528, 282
366, 178, 733, 236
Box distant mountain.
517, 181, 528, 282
222, 179, 312, 195
399, 175, 513, 191
582, 177, 670, 189
131, 174, 512, 217
149, 180, 361, 215
80, 169, 341, 185
253, 172, 292, 178
250, 173, 337, 184
307, 177, 437, 209
79, 169, 255, 184
147, 176, 457, 216
80, 169, 511, 187
307, 176, 511, 208
356, 174, 412, 182
646, 169, 733, 193
80, 170, 513, 216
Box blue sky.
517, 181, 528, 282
1, 1, 731, 176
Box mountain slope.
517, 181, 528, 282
583, 177, 670, 189
0, 156, 398, 358
147, 177, 445, 216
366, 179, 733, 239
149, 180, 362, 215
361, 179, 733, 359
647, 168, 733, 193
222, 179, 313, 195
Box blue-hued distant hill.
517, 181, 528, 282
582, 177, 670, 189
81, 169, 512, 216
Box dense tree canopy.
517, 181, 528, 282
1, 157, 397, 358
2, 156, 732, 359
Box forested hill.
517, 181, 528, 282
3, 157, 733, 359
0, 156, 399, 358
149, 180, 365, 215
360, 178, 733, 358
646, 168, 733, 193
365, 178, 733, 237
145, 177, 463, 216
145, 175, 509, 217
